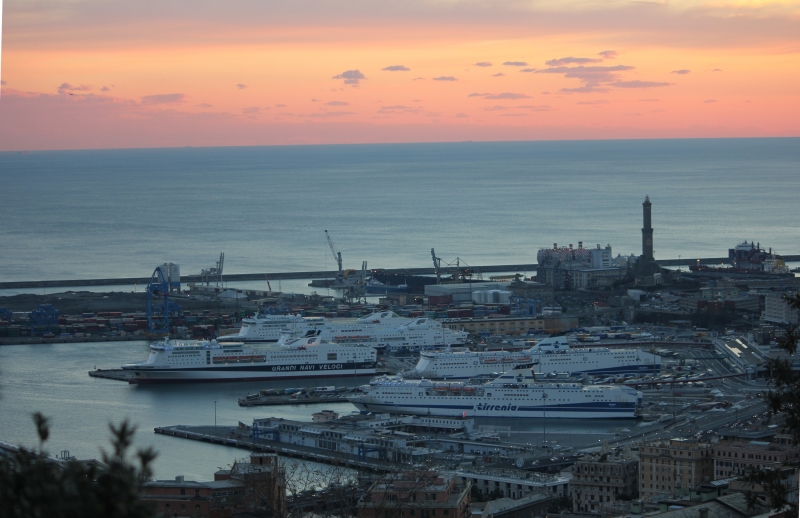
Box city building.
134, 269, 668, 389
678, 295, 761, 313
536, 243, 625, 289
570, 449, 639, 514
358, 470, 471, 518
469, 493, 555, 518
441, 315, 578, 336
639, 438, 714, 501
763, 291, 800, 325
140, 453, 285, 518
455, 468, 569, 500
713, 431, 800, 479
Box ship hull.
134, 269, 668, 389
349, 399, 638, 419
125, 362, 377, 384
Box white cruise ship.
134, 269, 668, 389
121, 336, 377, 383
217, 310, 309, 343
348, 364, 642, 419
411, 336, 661, 380
278, 312, 469, 352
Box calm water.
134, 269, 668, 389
1, 139, 798, 283
1, 138, 799, 478
0, 341, 630, 479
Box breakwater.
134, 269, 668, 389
5, 256, 797, 290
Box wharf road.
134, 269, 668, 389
5, 254, 798, 290
154, 424, 401, 473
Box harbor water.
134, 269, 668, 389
1, 138, 798, 479
1, 139, 799, 285
0, 340, 636, 479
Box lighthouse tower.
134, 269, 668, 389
642, 196, 654, 261
634, 195, 662, 286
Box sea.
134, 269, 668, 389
0, 138, 798, 479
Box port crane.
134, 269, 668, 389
325, 230, 344, 278
200, 253, 224, 286
146, 266, 183, 335
430, 248, 442, 284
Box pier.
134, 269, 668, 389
154, 425, 400, 473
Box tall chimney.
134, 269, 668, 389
642, 196, 654, 261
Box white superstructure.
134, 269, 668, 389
217, 310, 309, 343
348, 365, 642, 419
279, 311, 469, 351
121, 336, 377, 383
412, 336, 661, 380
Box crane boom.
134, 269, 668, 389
430, 248, 441, 284
325, 230, 343, 276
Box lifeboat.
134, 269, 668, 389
482, 358, 498, 364
225, 356, 239, 363
212, 357, 225, 364
238, 355, 252, 362
463, 387, 477, 392
252, 355, 267, 362
501, 358, 515, 363
516, 356, 531, 362
434, 386, 450, 391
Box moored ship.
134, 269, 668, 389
216, 310, 308, 343
121, 336, 377, 383
278, 312, 469, 352
347, 364, 642, 419
411, 336, 661, 380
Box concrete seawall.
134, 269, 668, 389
2, 255, 797, 290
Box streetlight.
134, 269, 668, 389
542, 393, 547, 449
214, 400, 217, 430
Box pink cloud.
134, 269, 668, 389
610, 80, 671, 88
333, 70, 365, 85
141, 93, 186, 105
545, 57, 601, 66
58, 83, 92, 94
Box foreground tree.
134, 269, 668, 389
745, 293, 800, 514
0, 413, 157, 518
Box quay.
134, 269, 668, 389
0, 264, 537, 290
5, 255, 797, 290
88, 368, 136, 382
239, 394, 351, 407
154, 424, 401, 473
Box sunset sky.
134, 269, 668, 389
1, 0, 798, 150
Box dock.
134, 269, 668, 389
88, 368, 136, 382
154, 424, 400, 473
239, 394, 352, 406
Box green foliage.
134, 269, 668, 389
0, 413, 157, 518
745, 293, 800, 514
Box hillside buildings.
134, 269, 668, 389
358, 470, 471, 518
570, 449, 639, 514
639, 438, 714, 501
